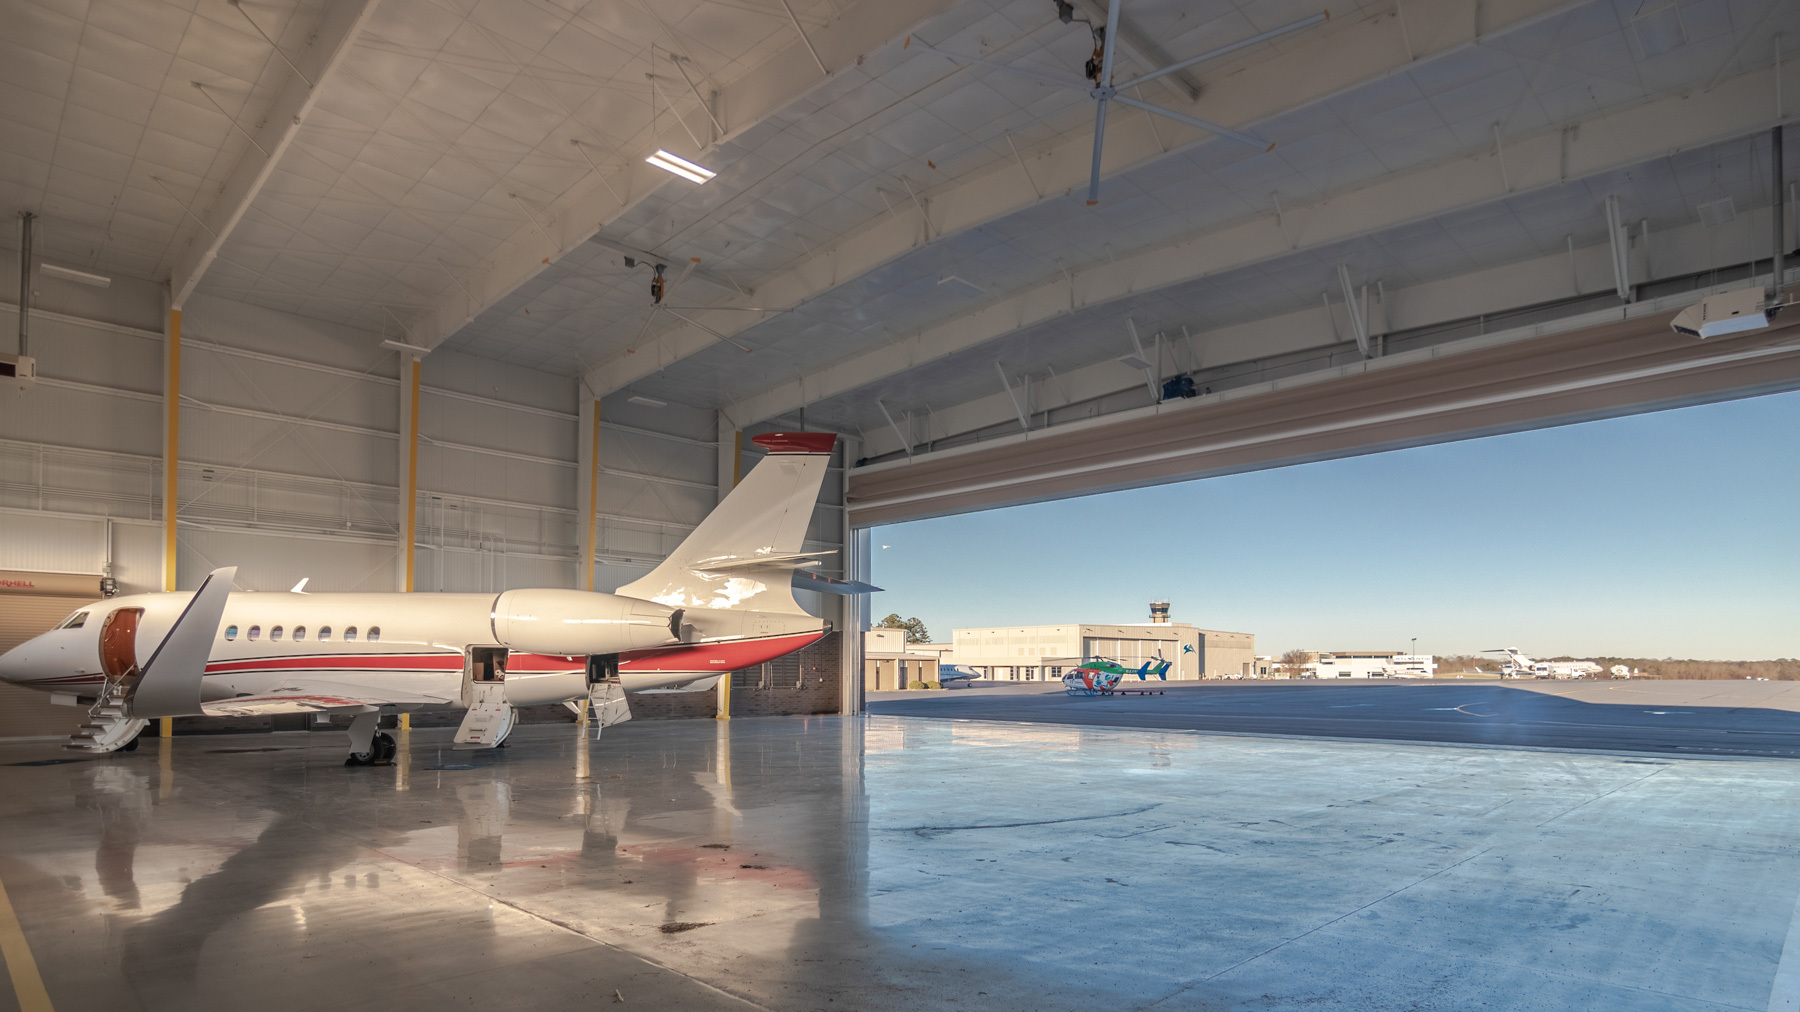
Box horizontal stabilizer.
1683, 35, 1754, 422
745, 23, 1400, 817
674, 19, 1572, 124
791, 570, 884, 596
694, 550, 836, 572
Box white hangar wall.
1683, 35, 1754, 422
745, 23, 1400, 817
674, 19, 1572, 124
1, 252, 847, 618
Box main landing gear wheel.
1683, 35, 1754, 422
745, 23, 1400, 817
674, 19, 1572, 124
346, 732, 398, 766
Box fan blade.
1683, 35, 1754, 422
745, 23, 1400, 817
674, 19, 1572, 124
663, 258, 700, 303
1117, 11, 1328, 92
912, 40, 1087, 91
627, 307, 661, 351
1111, 94, 1272, 150
1086, 96, 1109, 205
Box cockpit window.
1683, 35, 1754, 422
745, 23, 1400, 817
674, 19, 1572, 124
60, 611, 89, 629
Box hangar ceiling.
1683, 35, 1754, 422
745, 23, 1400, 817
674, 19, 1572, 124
3, 0, 1796, 477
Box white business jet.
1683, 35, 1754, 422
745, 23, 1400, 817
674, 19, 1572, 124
0, 433, 867, 764
1485, 648, 1603, 680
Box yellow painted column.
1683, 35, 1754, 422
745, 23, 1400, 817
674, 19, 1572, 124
398, 357, 421, 592
161, 307, 180, 592
583, 398, 600, 591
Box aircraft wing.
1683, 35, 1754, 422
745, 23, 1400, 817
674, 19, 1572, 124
202, 681, 458, 716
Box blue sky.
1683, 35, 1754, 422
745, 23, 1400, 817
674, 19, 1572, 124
869, 390, 1800, 661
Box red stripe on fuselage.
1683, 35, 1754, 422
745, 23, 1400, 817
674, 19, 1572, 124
204, 653, 462, 674
21, 632, 825, 687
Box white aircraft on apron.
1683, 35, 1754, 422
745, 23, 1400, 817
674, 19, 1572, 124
0, 433, 872, 764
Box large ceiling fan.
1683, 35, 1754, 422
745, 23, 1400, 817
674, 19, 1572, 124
917, 0, 1329, 204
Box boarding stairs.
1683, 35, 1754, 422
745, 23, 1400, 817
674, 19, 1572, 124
65, 682, 149, 752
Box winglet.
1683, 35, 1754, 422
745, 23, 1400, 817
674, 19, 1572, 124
128, 566, 235, 719
291, 578, 309, 593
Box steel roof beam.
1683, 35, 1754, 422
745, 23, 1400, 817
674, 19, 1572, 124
854, 174, 1790, 458
588, 0, 1586, 398
410, 0, 962, 355
169, 0, 382, 310
723, 62, 1790, 430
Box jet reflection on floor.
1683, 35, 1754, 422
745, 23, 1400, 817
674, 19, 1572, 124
0, 717, 1795, 1011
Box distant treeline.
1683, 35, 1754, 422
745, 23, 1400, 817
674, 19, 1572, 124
1585, 658, 1800, 681
1434, 654, 1800, 680
1435, 655, 1498, 673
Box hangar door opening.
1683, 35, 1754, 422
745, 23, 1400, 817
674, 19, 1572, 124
0, 571, 109, 737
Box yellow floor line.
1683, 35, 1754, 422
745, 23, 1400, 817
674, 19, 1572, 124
0, 875, 53, 1012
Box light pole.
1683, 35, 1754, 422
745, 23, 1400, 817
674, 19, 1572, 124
1410, 637, 1417, 656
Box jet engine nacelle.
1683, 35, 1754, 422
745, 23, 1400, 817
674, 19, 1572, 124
490, 590, 679, 656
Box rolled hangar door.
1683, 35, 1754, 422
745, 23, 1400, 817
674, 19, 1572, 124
0, 570, 108, 737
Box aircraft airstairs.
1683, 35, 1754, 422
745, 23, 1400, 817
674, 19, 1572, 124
65, 682, 148, 752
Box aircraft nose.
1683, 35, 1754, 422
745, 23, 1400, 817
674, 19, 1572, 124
0, 640, 38, 684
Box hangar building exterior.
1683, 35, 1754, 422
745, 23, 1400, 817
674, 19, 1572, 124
952, 608, 1255, 681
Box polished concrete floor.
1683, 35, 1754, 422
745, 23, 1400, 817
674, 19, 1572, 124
0, 717, 1797, 1011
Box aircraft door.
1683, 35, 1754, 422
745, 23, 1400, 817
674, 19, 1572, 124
99, 608, 144, 684
454, 646, 514, 749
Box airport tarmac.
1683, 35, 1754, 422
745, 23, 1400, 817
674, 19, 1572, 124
868, 680, 1800, 758
0, 717, 1796, 1011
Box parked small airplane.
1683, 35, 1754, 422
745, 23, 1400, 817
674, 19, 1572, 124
1062, 657, 1171, 695
938, 663, 981, 687
1485, 648, 1603, 679
0, 433, 870, 764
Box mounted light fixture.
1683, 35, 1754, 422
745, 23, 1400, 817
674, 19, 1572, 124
645, 150, 715, 184
40, 263, 111, 287
628, 395, 668, 408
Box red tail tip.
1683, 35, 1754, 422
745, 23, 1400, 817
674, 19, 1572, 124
751, 432, 837, 454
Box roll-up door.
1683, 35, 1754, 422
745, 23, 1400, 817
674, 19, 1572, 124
0, 570, 107, 738
846, 310, 1800, 527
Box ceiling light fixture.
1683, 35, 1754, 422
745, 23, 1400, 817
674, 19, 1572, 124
628, 395, 668, 408
40, 263, 111, 287
645, 150, 715, 184
380, 339, 430, 356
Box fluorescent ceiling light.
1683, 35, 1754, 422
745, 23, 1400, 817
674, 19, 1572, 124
646, 150, 715, 184
628, 395, 668, 408
40, 263, 111, 287
380, 339, 430, 356
1118, 353, 1156, 371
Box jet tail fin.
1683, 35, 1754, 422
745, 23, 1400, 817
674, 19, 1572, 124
129, 567, 235, 718
615, 433, 836, 615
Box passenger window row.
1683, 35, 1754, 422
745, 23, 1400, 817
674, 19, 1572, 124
222, 624, 381, 643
